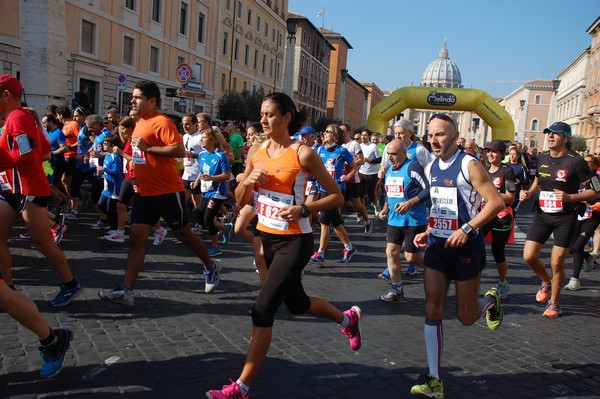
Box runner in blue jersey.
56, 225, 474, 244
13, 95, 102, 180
377, 140, 429, 302
309, 124, 359, 266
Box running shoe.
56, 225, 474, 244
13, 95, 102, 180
309, 252, 325, 267
104, 230, 125, 243
380, 286, 405, 302
20, 232, 31, 239
364, 220, 374, 237
206, 379, 249, 399
584, 252, 596, 272
208, 246, 223, 256
49, 282, 84, 307
341, 245, 358, 263
484, 287, 503, 331
340, 305, 362, 351
39, 328, 73, 379
543, 301, 562, 318
410, 374, 444, 398
171, 238, 183, 245
535, 283, 551, 303
91, 219, 110, 230
52, 223, 68, 245
98, 283, 134, 307
204, 260, 222, 294
64, 209, 79, 221
153, 227, 167, 246
191, 223, 203, 235
497, 281, 510, 299
406, 263, 419, 276
355, 212, 363, 224
222, 222, 233, 244
378, 268, 391, 281
564, 276, 580, 291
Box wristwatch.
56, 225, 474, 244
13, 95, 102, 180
300, 204, 310, 218
460, 223, 473, 235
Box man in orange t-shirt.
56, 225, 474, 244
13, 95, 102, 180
98, 81, 222, 307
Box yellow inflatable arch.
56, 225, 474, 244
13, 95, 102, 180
366, 86, 513, 142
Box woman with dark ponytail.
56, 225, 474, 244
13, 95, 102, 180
207, 93, 363, 399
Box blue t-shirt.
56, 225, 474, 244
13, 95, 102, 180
385, 158, 429, 227
101, 152, 123, 199
317, 145, 354, 192
76, 127, 93, 172
198, 149, 230, 199
48, 127, 66, 165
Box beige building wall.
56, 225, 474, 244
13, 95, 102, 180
360, 81, 384, 119
582, 17, 600, 151
321, 29, 351, 120
344, 74, 368, 130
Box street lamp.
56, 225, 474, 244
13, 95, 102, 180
520, 99, 526, 109
283, 19, 298, 98
338, 69, 348, 121
552, 79, 561, 91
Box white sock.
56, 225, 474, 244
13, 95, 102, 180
344, 243, 353, 251
424, 320, 443, 380
340, 313, 350, 328
236, 380, 249, 396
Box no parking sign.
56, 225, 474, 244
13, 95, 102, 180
176, 64, 192, 84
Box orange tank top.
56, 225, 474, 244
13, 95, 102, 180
252, 140, 311, 235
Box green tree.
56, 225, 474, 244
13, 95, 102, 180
570, 135, 587, 153
216, 91, 246, 122
314, 117, 341, 134
242, 87, 265, 123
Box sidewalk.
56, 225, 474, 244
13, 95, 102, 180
1, 201, 599, 398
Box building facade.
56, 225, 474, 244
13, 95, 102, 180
581, 17, 600, 151
0, 0, 287, 120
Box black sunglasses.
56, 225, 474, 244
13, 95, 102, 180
429, 113, 457, 130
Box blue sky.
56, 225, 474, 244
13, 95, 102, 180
288, 0, 598, 98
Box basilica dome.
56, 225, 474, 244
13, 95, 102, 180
421, 41, 462, 88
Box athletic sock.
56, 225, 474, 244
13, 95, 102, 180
63, 279, 78, 289
424, 319, 443, 381
236, 380, 250, 396
40, 328, 57, 347
340, 313, 350, 328
344, 243, 353, 251
477, 296, 495, 318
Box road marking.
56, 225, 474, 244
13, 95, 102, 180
82, 356, 120, 380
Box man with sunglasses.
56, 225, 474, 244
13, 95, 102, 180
520, 122, 596, 318
410, 113, 505, 398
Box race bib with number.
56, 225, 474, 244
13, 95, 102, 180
200, 179, 213, 193
429, 186, 459, 238
326, 160, 336, 177
0, 171, 12, 191
255, 188, 293, 232
539, 190, 563, 213
385, 176, 405, 199
131, 144, 147, 165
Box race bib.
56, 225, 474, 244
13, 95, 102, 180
255, 188, 293, 231
539, 191, 563, 213
305, 180, 314, 196
0, 171, 12, 191
385, 176, 404, 199
326, 160, 336, 178
89, 157, 99, 168
131, 144, 146, 165
429, 186, 459, 238
184, 156, 195, 166
200, 179, 213, 193
579, 205, 593, 221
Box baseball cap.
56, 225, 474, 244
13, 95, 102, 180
297, 126, 316, 136
485, 140, 506, 154
543, 121, 571, 136
0, 74, 23, 96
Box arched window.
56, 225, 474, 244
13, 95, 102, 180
531, 119, 539, 131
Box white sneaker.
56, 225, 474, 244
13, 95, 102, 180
104, 230, 125, 243
564, 276, 580, 291
153, 227, 167, 246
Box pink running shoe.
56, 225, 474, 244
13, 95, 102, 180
206, 379, 249, 399
340, 305, 362, 351
536, 283, 551, 303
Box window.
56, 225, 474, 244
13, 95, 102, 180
125, 0, 135, 10
269, 58, 273, 77
535, 94, 541, 104
152, 0, 161, 22
233, 77, 237, 91
272, 28, 276, 42
247, 9, 252, 25
195, 63, 203, 83
265, 22, 269, 37
237, 0, 242, 19
243, 81, 247, 91
149, 46, 159, 73
226, 0, 231, 11
262, 54, 266, 73
221, 73, 226, 91
256, 15, 261, 32
179, 2, 188, 35
81, 20, 95, 54
253, 49, 258, 69
531, 119, 539, 131
234, 38, 239, 61
123, 36, 134, 66
197, 12, 205, 43
222, 31, 228, 55
177, 56, 185, 66
244, 44, 249, 65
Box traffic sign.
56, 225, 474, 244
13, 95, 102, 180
176, 63, 192, 83
179, 98, 187, 106
117, 74, 127, 90
176, 88, 206, 99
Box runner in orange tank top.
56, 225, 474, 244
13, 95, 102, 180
207, 92, 364, 399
